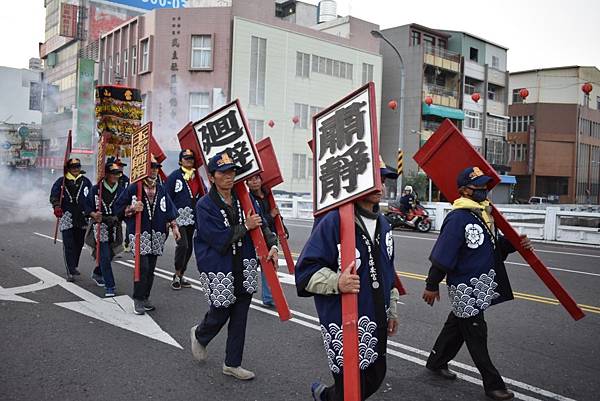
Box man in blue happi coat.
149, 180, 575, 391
295, 164, 400, 401
50, 158, 93, 282
422, 166, 532, 401
84, 160, 125, 297
114, 157, 180, 315
190, 152, 279, 381
166, 149, 204, 290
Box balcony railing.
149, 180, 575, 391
423, 83, 458, 98
423, 45, 461, 72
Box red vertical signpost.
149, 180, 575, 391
129, 123, 152, 282
312, 83, 382, 401
414, 119, 584, 321
192, 100, 291, 321
256, 137, 295, 274
177, 122, 207, 197
95, 133, 109, 267
54, 130, 73, 244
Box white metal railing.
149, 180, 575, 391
275, 197, 600, 246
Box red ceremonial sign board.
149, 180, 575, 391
414, 119, 584, 321
255, 137, 284, 189
130, 123, 152, 184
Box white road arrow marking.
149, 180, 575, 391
0, 268, 58, 303
12, 267, 182, 349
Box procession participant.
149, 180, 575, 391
49, 158, 93, 282
114, 157, 180, 315
190, 152, 278, 380
422, 166, 532, 401
246, 174, 288, 307
295, 167, 400, 401
84, 160, 125, 297
166, 149, 203, 290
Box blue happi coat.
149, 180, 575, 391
295, 209, 397, 374
83, 181, 125, 243
50, 175, 92, 231
113, 182, 177, 255
429, 209, 514, 318
165, 168, 201, 227
194, 187, 264, 309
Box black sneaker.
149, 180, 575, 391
143, 299, 156, 311
91, 274, 105, 287
133, 300, 145, 315
72, 268, 81, 276
171, 274, 182, 290
180, 277, 192, 288
66, 273, 74, 282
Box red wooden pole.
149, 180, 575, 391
266, 192, 295, 274
95, 183, 103, 268
134, 182, 142, 282
235, 182, 291, 321
339, 202, 361, 401
492, 206, 585, 320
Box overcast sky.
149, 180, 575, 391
1, 0, 599, 72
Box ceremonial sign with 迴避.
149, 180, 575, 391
312, 83, 380, 215
192, 99, 262, 182
130, 123, 152, 184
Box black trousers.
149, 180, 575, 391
323, 355, 387, 401
133, 255, 158, 300
194, 294, 252, 368
62, 227, 86, 274
174, 225, 195, 274
426, 311, 506, 392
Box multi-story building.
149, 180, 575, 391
39, 0, 186, 163
378, 24, 463, 186
508, 66, 600, 204
0, 61, 46, 171
98, 0, 382, 193
443, 30, 510, 172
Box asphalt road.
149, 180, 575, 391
1, 218, 598, 401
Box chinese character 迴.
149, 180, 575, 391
200, 109, 244, 153
318, 101, 367, 160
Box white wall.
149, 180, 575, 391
230, 17, 382, 194
0, 67, 42, 124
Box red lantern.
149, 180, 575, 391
519, 88, 529, 100
292, 115, 300, 124
471, 92, 481, 103
582, 83, 593, 95
424, 96, 433, 106
387, 100, 398, 110
268, 120, 275, 128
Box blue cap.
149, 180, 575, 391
179, 148, 195, 161
457, 167, 492, 188
208, 152, 238, 173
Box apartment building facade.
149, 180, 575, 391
508, 66, 600, 203
98, 0, 382, 193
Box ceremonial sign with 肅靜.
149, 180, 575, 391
130, 123, 152, 184
312, 83, 380, 215
192, 100, 262, 182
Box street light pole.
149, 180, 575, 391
371, 29, 406, 197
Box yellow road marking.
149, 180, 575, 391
290, 252, 598, 314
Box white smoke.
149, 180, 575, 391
0, 166, 55, 225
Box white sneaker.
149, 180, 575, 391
190, 325, 207, 361
222, 364, 255, 380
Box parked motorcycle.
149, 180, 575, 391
385, 201, 432, 232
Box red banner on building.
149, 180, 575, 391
59, 3, 79, 38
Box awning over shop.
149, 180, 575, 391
422, 103, 465, 120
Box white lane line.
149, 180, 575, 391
506, 261, 600, 277
534, 249, 600, 259
34, 232, 62, 242
115, 260, 572, 401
